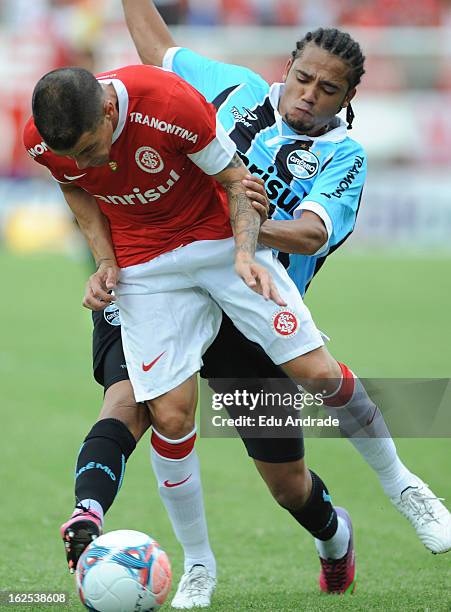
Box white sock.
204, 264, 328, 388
151, 428, 216, 577
315, 515, 350, 560
348, 437, 416, 499
325, 365, 416, 499
76, 499, 104, 523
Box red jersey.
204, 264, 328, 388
23, 65, 235, 267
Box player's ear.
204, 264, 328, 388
282, 58, 294, 82
342, 87, 356, 108
104, 99, 115, 121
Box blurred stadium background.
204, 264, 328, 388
1, 2, 450, 610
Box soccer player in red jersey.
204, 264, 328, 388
25, 63, 360, 603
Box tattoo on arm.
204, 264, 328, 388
225, 152, 245, 170
225, 181, 260, 257
218, 152, 259, 256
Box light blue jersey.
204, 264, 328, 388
163, 47, 367, 296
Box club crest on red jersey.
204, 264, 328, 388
272, 309, 299, 337
135, 146, 164, 174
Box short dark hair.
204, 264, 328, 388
291, 28, 365, 129
32, 67, 104, 151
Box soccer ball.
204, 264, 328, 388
76, 530, 172, 611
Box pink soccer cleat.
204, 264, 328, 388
60, 504, 102, 573
319, 507, 356, 594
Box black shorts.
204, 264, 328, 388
92, 307, 127, 391
92, 309, 304, 463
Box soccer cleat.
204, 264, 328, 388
171, 565, 216, 609
319, 507, 356, 595
60, 505, 103, 573
391, 478, 451, 554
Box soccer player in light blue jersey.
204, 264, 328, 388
59, 2, 451, 607
161, 46, 365, 297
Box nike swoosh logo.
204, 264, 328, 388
142, 351, 166, 372
63, 173, 87, 180
163, 474, 192, 488
366, 405, 379, 426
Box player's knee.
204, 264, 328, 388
299, 355, 341, 394
154, 412, 194, 439
147, 376, 197, 439
309, 357, 337, 380
149, 397, 195, 439
283, 348, 341, 393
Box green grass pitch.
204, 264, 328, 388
0, 250, 450, 611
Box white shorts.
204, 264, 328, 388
115, 238, 323, 401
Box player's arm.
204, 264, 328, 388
60, 183, 115, 267
260, 216, 327, 255
215, 154, 260, 260
243, 176, 328, 254
213, 154, 286, 307
59, 183, 119, 310
122, 0, 175, 67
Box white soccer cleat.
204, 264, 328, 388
391, 478, 451, 554
171, 565, 216, 609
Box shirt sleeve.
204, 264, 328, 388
163, 47, 265, 104
166, 78, 236, 175
293, 144, 367, 253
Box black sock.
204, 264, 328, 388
284, 470, 338, 541
75, 418, 136, 514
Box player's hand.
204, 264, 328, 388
83, 259, 120, 311
235, 255, 287, 306
242, 174, 270, 224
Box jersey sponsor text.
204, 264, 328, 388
240, 154, 303, 214
321, 156, 364, 199
129, 112, 198, 143
27, 141, 49, 158
93, 170, 180, 206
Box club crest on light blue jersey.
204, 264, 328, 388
104, 303, 121, 327
287, 149, 319, 180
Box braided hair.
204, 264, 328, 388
291, 28, 365, 129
